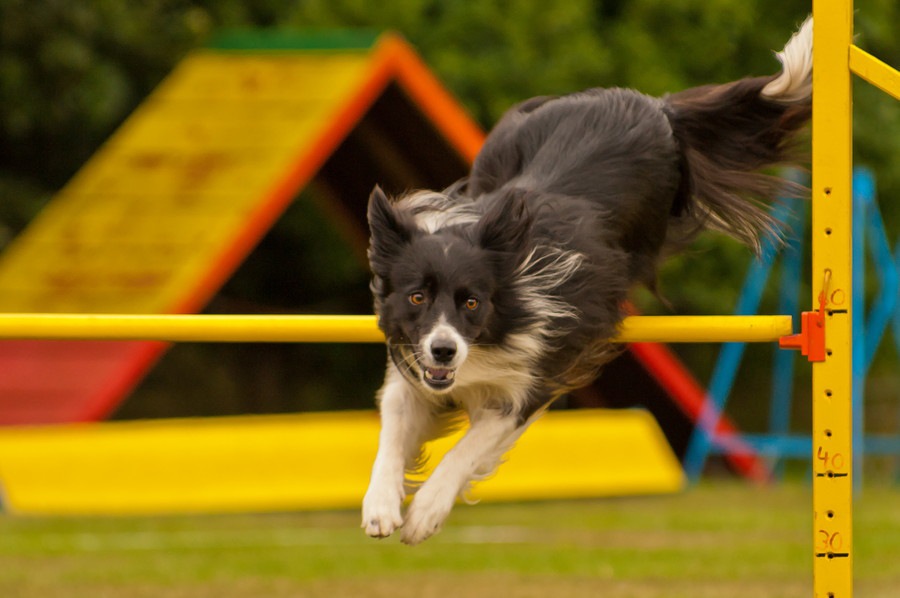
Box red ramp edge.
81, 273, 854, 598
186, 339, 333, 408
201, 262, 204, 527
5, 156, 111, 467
0, 341, 167, 425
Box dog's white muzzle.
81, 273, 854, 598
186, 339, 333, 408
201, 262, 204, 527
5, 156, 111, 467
420, 322, 468, 392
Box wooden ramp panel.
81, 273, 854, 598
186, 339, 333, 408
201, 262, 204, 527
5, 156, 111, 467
0, 34, 480, 425
0, 409, 684, 515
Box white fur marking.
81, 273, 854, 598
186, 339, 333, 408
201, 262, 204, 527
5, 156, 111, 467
512, 246, 585, 344
402, 190, 480, 233
454, 331, 543, 407
362, 370, 433, 538
400, 408, 537, 545
762, 16, 813, 103
422, 317, 469, 370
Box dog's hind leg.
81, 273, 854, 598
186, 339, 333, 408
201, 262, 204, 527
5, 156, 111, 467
400, 405, 542, 545
362, 370, 437, 539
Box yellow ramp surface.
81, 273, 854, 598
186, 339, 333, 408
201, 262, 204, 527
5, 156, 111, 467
0, 51, 371, 314
0, 32, 485, 426
0, 409, 683, 515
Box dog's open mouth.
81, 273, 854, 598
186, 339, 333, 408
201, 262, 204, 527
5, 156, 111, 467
423, 366, 456, 390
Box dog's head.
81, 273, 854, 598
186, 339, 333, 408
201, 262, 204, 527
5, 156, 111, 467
367, 186, 532, 393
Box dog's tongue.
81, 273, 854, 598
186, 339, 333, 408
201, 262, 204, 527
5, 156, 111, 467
424, 367, 456, 385
428, 368, 451, 380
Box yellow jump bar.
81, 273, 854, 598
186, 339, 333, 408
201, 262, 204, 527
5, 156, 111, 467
0, 313, 792, 344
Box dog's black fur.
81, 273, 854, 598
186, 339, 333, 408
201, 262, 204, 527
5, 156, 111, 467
363, 18, 813, 545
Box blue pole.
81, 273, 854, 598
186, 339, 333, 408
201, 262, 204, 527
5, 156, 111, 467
859, 171, 896, 371
768, 198, 805, 478
851, 167, 871, 489
683, 200, 793, 480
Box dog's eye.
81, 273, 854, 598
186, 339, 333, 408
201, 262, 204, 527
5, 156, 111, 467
464, 297, 479, 311
409, 292, 426, 306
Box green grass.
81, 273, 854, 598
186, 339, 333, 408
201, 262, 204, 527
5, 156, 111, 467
1, 482, 898, 597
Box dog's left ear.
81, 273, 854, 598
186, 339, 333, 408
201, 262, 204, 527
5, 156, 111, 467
367, 186, 415, 278
477, 189, 532, 257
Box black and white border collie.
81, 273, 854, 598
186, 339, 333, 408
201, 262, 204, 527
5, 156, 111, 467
363, 18, 813, 544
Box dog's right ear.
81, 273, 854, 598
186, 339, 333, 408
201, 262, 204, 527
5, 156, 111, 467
477, 189, 532, 258
367, 186, 415, 278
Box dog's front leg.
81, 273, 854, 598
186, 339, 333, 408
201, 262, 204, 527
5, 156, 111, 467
362, 372, 432, 538
401, 407, 535, 545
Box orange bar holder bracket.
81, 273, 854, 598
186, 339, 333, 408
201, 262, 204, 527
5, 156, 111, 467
779, 269, 830, 363
779, 309, 826, 362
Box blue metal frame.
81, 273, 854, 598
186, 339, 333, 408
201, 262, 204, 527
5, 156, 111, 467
684, 167, 900, 481
682, 200, 796, 479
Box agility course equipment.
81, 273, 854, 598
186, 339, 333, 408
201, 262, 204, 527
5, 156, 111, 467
0, 408, 682, 515
804, 3, 896, 595
809, 8, 854, 594
0, 313, 792, 343
0, 31, 482, 425
677, 4, 899, 592
0, 28, 763, 479
685, 169, 900, 482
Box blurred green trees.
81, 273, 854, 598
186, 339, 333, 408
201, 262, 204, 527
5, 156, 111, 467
1, 0, 898, 425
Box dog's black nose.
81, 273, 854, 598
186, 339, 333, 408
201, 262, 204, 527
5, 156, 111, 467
430, 339, 457, 363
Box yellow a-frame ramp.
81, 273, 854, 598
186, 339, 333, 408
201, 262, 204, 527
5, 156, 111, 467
0, 32, 482, 425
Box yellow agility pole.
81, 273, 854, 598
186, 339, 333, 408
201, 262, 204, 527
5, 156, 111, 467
813, 1, 854, 596
0, 313, 792, 344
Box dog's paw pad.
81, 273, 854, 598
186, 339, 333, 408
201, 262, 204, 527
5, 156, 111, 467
400, 521, 443, 545
362, 512, 403, 538
363, 519, 398, 539
400, 494, 453, 545
362, 489, 404, 539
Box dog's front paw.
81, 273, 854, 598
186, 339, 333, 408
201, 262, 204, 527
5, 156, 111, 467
361, 484, 404, 539
400, 483, 457, 545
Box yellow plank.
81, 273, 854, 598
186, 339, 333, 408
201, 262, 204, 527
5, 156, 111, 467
0, 410, 684, 515
812, 1, 854, 596
849, 45, 900, 101
0, 313, 792, 344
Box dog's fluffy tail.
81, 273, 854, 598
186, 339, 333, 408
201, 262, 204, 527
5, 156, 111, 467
664, 16, 813, 252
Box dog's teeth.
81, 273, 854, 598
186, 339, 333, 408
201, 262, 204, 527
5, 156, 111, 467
424, 368, 455, 382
